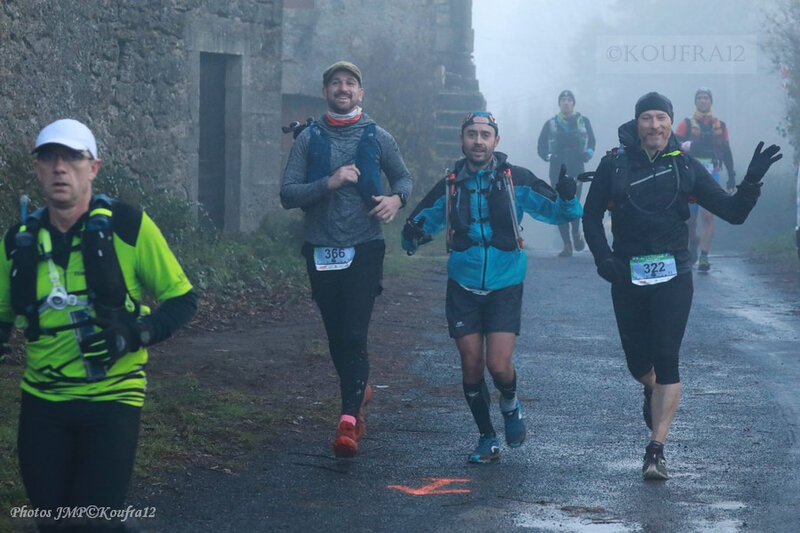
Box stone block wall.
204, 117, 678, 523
0, 0, 282, 232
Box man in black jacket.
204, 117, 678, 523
582, 92, 781, 481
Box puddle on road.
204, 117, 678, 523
725, 306, 798, 340
513, 504, 637, 532
710, 272, 799, 341
678, 500, 748, 532
690, 518, 744, 532
710, 501, 747, 511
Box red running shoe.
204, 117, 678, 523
333, 420, 358, 458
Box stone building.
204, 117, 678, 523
0, 0, 282, 232
0, 0, 482, 231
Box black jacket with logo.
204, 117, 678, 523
583, 120, 760, 274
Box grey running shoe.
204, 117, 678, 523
642, 387, 653, 430
558, 243, 573, 257
698, 256, 710, 272
642, 443, 669, 480
502, 402, 527, 448
468, 433, 501, 464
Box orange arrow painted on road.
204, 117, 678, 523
388, 477, 470, 495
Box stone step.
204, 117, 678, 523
435, 110, 467, 127
435, 141, 463, 162
437, 90, 486, 110
433, 124, 461, 142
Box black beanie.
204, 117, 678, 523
558, 89, 575, 104
635, 92, 673, 121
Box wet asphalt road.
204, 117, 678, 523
138, 248, 800, 532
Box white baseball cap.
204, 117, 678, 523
33, 119, 98, 159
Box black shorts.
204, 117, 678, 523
611, 272, 693, 385
445, 279, 523, 338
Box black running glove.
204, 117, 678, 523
743, 142, 782, 184
402, 217, 431, 255
80, 317, 141, 369
597, 256, 629, 284
402, 216, 426, 242
555, 164, 577, 201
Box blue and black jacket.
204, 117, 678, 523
403, 152, 582, 291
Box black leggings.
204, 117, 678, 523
303, 240, 384, 416
611, 272, 693, 385
17, 391, 141, 532
549, 174, 583, 242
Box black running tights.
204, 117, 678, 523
304, 240, 385, 416
17, 391, 141, 532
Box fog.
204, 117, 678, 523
473, 0, 793, 252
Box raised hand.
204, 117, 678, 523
743, 142, 782, 184
555, 164, 577, 201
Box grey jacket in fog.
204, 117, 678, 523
280, 113, 413, 247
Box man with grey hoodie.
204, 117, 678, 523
280, 60, 413, 458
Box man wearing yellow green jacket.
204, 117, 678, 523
0, 119, 197, 531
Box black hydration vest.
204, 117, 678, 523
6, 194, 137, 341
607, 147, 695, 221
447, 162, 522, 252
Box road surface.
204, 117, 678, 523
135, 249, 800, 532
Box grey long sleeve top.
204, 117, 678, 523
280, 112, 413, 247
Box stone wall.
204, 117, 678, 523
0, 0, 483, 229
0, 0, 282, 232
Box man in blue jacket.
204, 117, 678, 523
402, 111, 582, 463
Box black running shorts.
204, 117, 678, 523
445, 279, 523, 338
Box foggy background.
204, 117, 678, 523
473, 0, 794, 252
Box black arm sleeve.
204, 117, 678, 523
582, 157, 614, 265
138, 289, 199, 346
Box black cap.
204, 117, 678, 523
558, 90, 575, 103
635, 92, 673, 121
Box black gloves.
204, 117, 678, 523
743, 142, 782, 184
555, 164, 577, 201
402, 216, 426, 242
597, 256, 629, 284
402, 217, 431, 255
80, 316, 141, 369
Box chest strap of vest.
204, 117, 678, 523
502, 167, 524, 250
9, 195, 138, 341
445, 170, 456, 253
